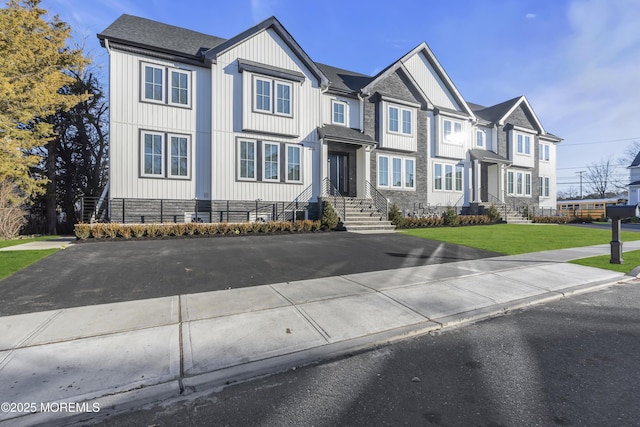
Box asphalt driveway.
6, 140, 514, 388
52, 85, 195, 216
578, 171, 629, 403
0, 232, 500, 316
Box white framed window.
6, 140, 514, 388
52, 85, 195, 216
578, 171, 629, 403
169, 69, 191, 107
434, 163, 442, 190
141, 131, 164, 177
263, 142, 279, 181
433, 162, 463, 192
405, 159, 415, 189
455, 164, 463, 191
332, 100, 347, 125
387, 104, 412, 135
254, 77, 272, 113
539, 177, 550, 197
516, 133, 532, 155
286, 144, 302, 183
378, 155, 389, 187
377, 154, 415, 190
476, 130, 484, 147
392, 157, 402, 188
443, 119, 463, 144
254, 76, 293, 117
238, 140, 256, 181
508, 169, 532, 196
539, 143, 550, 161
168, 134, 190, 178
142, 64, 165, 103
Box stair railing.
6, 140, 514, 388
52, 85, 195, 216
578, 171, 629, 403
365, 181, 388, 220
321, 178, 346, 222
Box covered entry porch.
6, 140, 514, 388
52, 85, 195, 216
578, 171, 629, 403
469, 149, 511, 204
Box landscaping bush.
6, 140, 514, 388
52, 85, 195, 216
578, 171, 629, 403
388, 203, 404, 227
74, 223, 90, 240
321, 201, 339, 230
533, 216, 571, 224
486, 204, 502, 222
441, 206, 459, 226
130, 224, 145, 238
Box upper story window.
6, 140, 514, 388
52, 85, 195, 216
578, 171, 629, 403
476, 130, 484, 148
253, 75, 292, 117
443, 119, 463, 144
388, 105, 412, 136
539, 143, 550, 161
332, 100, 347, 125
141, 63, 191, 108
516, 133, 532, 155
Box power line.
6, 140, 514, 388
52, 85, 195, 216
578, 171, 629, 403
559, 137, 640, 147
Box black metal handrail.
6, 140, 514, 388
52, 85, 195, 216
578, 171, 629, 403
365, 180, 388, 219
321, 178, 346, 221
277, 182, 314, 221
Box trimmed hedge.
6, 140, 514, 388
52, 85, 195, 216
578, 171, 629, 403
399, 215, 492, 228
532, 216, 571, 224
75, 220, 322, 240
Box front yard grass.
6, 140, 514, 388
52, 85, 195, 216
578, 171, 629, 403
401, 224, 640, 255
0, 249, 58, 281
569, 250, 640, 274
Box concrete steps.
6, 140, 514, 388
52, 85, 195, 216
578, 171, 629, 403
332, 197, 395, 232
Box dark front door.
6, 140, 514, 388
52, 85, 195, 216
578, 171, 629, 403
328, 152, 349, 196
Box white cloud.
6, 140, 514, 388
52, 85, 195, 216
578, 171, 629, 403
525, 13, 537, 19
529, 0, 640, 186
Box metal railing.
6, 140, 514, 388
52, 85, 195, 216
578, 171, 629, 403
365, 180, 389, 219
277, 182, 314, 222
321, 178, 346, 222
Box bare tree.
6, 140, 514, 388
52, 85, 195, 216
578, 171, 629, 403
619, 141, 640, 167
586, 157, 620, 198
557, 187, 580, 200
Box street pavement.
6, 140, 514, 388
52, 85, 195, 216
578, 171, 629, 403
0, 234, 639, 425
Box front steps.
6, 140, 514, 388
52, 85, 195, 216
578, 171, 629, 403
327, 197, 395, 232
478, 202, 532, 224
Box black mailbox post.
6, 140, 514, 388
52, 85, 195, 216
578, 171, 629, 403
605, 204, 640, 264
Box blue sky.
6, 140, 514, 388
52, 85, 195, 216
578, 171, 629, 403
38, 0, 640, 195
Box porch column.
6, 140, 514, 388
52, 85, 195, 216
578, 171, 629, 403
498, 164, 505, 202
473, 159, 480, 202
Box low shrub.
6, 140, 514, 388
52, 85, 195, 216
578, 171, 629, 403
130, 224, 146, 238
388, 203, 404, 227
486, 204, 502, 222
75, 223, 91, 240
146, 223, 161, 238
321, 201, 339, 230
441, 206, 459, 226
533, 216, 571, 224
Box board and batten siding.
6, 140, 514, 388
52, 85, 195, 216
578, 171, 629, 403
378, 100, 417, 152
538, 139, 557, 208
209, 27, 321, 202
108, 50, 212, 200
403, 52, 460, 111
321, 94, 360, 128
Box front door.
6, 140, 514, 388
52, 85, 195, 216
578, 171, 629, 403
328, 152, 349, 196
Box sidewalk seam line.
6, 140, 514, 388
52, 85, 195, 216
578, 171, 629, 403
178, 294, 185, 394
269, 285, 331, 342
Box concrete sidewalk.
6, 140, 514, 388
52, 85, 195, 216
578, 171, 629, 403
0, 237, 75, 252
1, 242, 639, 426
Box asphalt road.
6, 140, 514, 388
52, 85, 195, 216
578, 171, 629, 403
0, 232, 499, 316
88, 281, 640, 427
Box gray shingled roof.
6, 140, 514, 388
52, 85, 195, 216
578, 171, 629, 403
468, 97, 521, 123
630, 151, 640, 168
317, 124, 375, 144
316, 63, 372, 94
469, 149, 511, 164
97, 14, 226, 59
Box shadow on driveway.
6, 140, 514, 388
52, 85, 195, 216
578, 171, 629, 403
0, 232, 501, 316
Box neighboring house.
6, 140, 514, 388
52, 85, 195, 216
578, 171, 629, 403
628, 151, 640, 205
97, 15, 561, 226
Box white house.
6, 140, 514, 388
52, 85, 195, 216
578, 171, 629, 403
98, 15, 561, 226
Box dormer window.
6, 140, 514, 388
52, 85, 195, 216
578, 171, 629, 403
517, 133, 531, 155
253, 76, 293, 117
443, 119, 463, 144
387, 105, 412, 136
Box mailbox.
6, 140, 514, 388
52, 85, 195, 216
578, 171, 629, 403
606, 204, 640, 220
606, 204, 639, 264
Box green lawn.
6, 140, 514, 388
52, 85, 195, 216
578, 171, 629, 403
401, 224, 640, 255
0, 249, 58, 280
569, 250, 640, 274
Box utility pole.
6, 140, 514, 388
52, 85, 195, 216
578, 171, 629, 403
577, 170, 586, 199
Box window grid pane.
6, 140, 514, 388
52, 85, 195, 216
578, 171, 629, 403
405, 159, 414, 188
144, 134, 163, 175
444, 121, 452, 141
170, 136, 188, 176
171, 71, 189, 105
240, 141, 255, 179
402, 110, 411, 134
333, 102, 345, 124
378, 156, 389, 186
264, 143, 278, 180
287, 146, 300, 181
445, 165, 453, 191
276, 83, 291, 115
434, 164, 442, 190
455, 165, 463, 191
144, 66, 163, 101
392, 158, 402, 187
389, 107, 399, 132
256, 79, 271, 111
